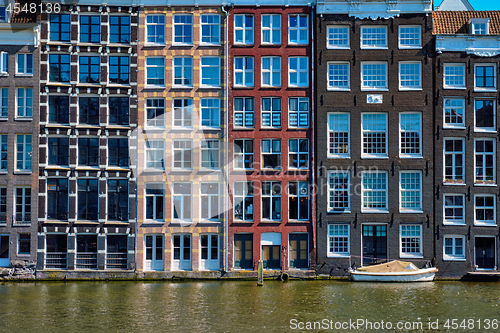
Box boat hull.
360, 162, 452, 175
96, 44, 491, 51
350, 268, 438, 282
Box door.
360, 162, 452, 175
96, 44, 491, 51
200, 234, 219, 271
362, 225, 387, 265
172, 234, 191, 271
475, 237, 496, 269
0, 235, 9, 267
234, 234, 253, 269
76, 234, 98, 269
262, 245, 281, 269
289, 234, 308, 269
145, 235, 163, 271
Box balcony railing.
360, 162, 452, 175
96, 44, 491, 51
106, 253, 127, 270
75, 252, 98, 270
45, 252, 67, 269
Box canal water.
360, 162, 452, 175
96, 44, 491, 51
0, 280, 499, 332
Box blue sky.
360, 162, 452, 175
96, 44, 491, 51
435, 0, 500, 10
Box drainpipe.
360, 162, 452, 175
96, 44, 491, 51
221, 4, 229, 273
134, 5, 140, 273
310, 4, 316, 266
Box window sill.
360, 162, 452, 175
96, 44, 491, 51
14, 74, 33, 77
326, 46, 350, 50
13, 171, 32, 175
360, 46, 388, 50
144, 127, 166, 131
233, 43, 255, 47
399, 155, 423, 159
171, 85, 194, 90
198, 168, 221, 172
77, 84, 101, 88
360, 88, 388, 92
260, 168, 282, 172
232, 127, 255, 130
107, 84, 131, 88
0, 117, 7, 121
443, 258, 466, 261
232, 220, 254, 224
474, 88, 497, 92
106, 125, 132, 129
287, 42, 309, 46
233, 86, 255, 89
45, 166, 70, 170
260, 86, 282, 89
288, 85, 309, 89
74, 221, 99, 225
46, 82, 71, 86
443, 125, 466, 130
327, 210, 351, 214
170, 127, 194, 131
474, 129, 496, 133
104, 222, 130, 225
198, 220, 221, 223
75, 166, 100, 170
107, 43, 132, 47
44, 124, 71, 128
44, 220, 69, 224
144, 86, 166, 90
327, 88, 351, 92
200, 126, 221, 131
443, 86, 466, 90
400, 210, 423, 214
232, 168, 254, 172
360, 155, 389, 159
398, 46, 422, 50
171, 43, 194, 47
15, 117, 34, 122
443, 221, 466, 226
361, 210, 389, 214
169, 169, 194, 173
0, 74, 9, 77
327, 155, 350, 159
288, 126, 309, 130
474, 222, 497, 227
443, 181, 466, 186
288, 168, 309, 172
199, 85, 221, 89
141, 220, 165, 224
0, 171, 7, 174
260, 127, 282, 130
287, 219, 310, 223
399, 87, 423, 91
106, 166, 130, 171
199, 43, 222, 47
327, 254, 350, 258
75, 124, 101, 129
400, 254, 423, 259
260, 220, 282, 223
474, 182, 496, 187
142, 168, 165, 173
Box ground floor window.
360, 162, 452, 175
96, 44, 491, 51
289, 233, 308, 269
400, 225, 422, 258
172, 234, 192, 271
106, 235, 128, 270
76, 234, 98, 269
443, 235, 465, 261
145, 234, 163, 271
18, 234, 30, 255
200, 234, 219, 271
328, 224, 349, 257
45, 234, 67, 269
234, 234, 253, 269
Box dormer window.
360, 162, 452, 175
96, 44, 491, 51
470, 18, 490, 35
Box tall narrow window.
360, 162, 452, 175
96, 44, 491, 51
173, 98, 193, 128
200, 57, 220, 87
16, 88, 32, 118
360, 26, 388, 48
475, 195, 495, 225
109, 56, 129, 84
327, 25, 349, 49
201, 139, 220, 169
475, 64, 496, 90
173, 139, 192, 169
146, 15, 165, 44
48, 137, 69, 166
400, 225, 422, 258
0, 134, 7, 171
327, 62, 350, 90
362, 113, 387, 158
172, 183, 192, 221
234, 182, 254, 221
234, 97, 254, 128
108, 138, 129, 167
288, 139, 308, 169
261, 56, 281, 88
234, 14, 254, 44
109, 15, 130, 44
475, 99, 495, 132
50, 14, 71, 42
261, 139, 281, 170
16, 134, 32, 171
201, 14, 220, 45
261, 181, 281, 221
288, 57, 308, 87
400, 171, 422, 213
261, 97, 281, 127
261, 14, 281, 45
145, 140, 165, 170
0, 52, 7, 74
78, 137, 99, 167
15, 187, 31, 224
443, 98, 465, 128
77, 179, 98, 221
108, 97, 129, 126
288, 181, 308, 220
328, 225, 350, 257
234, 139, 254, 170
399, 61, 422, 90
47, 178, 68, 220
146, 57, 165, 86
173, 57, 193, 87
328, 113, 349, 157
18, 234, 30, 255
201, 98, 220, 128
200, 183, 220, 221
16, 54, 33, 75
361, 172, 388, 212
79, 56, 100, 84
444, 138, 465, 184
49, 54, 70, 83
288, 97, 308, 128
0, 88, 7, 117
107, 179, 128, 222
443, 194, 465, 225
80, 15, 100, 43
288, 14, 308, 45
49, 96, 70, 124
328, 172, 350, 213
145, 183, 164, 221
475, 139, 495, 185
79, 97, 100, 125
400, 112, 421, 158
0, 187, 5, 223
146, 98, 165, 128
234, 56, 254, 87
173, 14, 193, 45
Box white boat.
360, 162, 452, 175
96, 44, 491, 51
349, 260, 438, 282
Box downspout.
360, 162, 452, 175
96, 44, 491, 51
221, 4, 229, 273
310, 4, 316, 267
134, 4, 140, 273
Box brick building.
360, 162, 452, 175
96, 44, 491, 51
433, 10, 500, 277
0, 2, 39, 268
37, 1, 138, 273
315, 0, 435, 276
227, 1, 316, 274
135, 1, 227, 275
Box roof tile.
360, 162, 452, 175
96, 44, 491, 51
433, 11, 500, 35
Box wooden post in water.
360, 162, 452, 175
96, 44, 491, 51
257, 260, 263, 286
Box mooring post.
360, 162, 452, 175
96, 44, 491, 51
257, 260, 263, 286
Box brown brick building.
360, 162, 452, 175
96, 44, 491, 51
315, 0, 435, 276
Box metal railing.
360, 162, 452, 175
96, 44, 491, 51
45, 252, 67, 269
75, 252, 98, 270
106, 253, 127, 270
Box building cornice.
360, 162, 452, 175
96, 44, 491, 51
317, 0, 432, 18
435, 34, 500, 57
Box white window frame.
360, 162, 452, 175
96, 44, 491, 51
470, 18, 490, 35
200, 57, 220, 88
288, 181, 309, 221
173, 14, 193, 45
400, 225, 423, 258
361, 171, 388, 213
399, 112, 422, 158
145, 98, 165, 128
443, 63, 466, 89
173, 56, 193, 88
443, 97, 465, 129
361, 62, 388, 91
288, 56, 308, 88
145, 183, 164, 222
443, 235, 466, 261
173, 98, 193, 128
261, 139, 281, 170
288, 97, 309, 128
200, 139, 220, 170
443, 138, 465, 185
328, 112, 350, 158
200, 182, 221, 222
443, 194, 465, 225
398, 25, 422, 49
261, 14, 281, 45
326, 25, 349, 49
234, 56, 254, 88
399, 171, 422, 213
145, 14, 166, 45
234, 139, 254, 170
261, 97, 281, 128
145, 57, 165, 87
0, 88, 7, 118
172, 139, 193, 170
327, 62, 350, 91
328, 171, 350, 213
360, 25, 388, 49
399, 61, 422, 91
233, 97, 254, 128
474, 194, 496, 226
261, 56, 281, 88
16, 87, 33, 119
261, 181, 282, 222
16, 53, 33, 75
361, 113, 387, 158
233, 181, 254, 222
200, 14, 221, 45
474, 63, 497, 91
474, 138, 496, 185
145, 139, 165, 170
15, 134, 32, 172
0, 134, 7, 171
288, 14, 308, 45
172, 182, 192, 222
234, 14, 254, 45
15, 186, 31, 224
200, 98, 220, 129
327, 224, 350, 257
288, 138, 308, 170
474, 99, 496, 132
0, 52, 8, 75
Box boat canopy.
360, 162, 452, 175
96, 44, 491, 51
357, 260, 419, 273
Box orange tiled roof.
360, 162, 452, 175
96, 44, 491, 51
433, 11, 500, 35
10, 0, 37, 24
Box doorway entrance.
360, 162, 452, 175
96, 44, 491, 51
475, 237, 496, 270
362, 224, 387, 265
